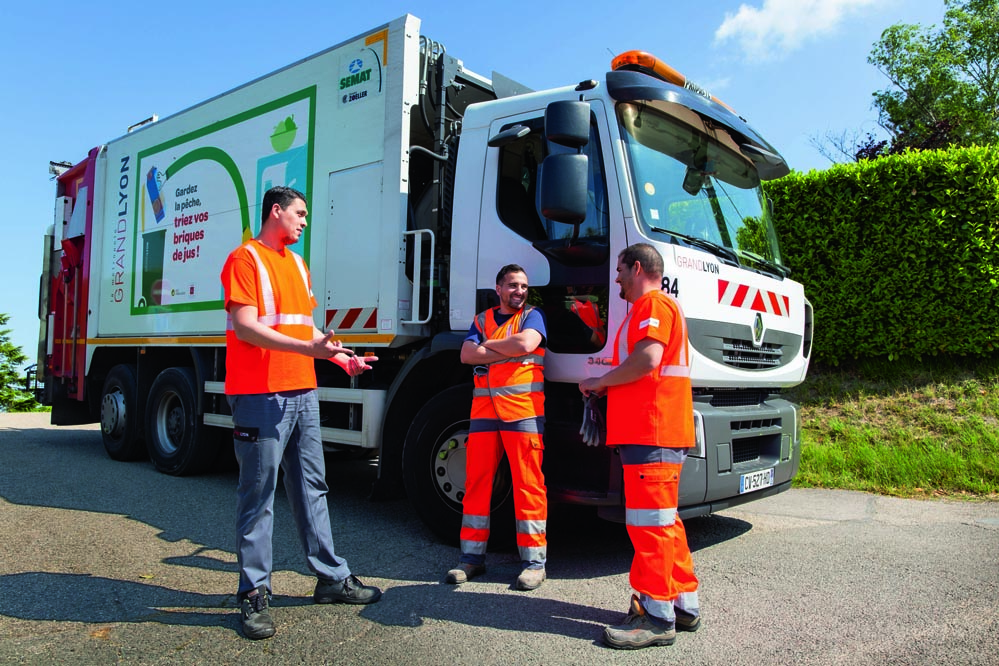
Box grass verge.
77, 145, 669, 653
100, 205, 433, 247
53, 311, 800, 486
783, 354, 999, 500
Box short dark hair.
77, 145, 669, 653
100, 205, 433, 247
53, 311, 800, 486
619, 243, 664, 277
496, 263, 527, 285
261, 186, 307, 225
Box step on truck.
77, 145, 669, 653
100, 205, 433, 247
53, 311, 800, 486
38, 14, 813, 541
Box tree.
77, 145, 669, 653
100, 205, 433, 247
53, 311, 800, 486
866, 0, 999, 157
0, 313, 41, 412
807, 128, 869, 164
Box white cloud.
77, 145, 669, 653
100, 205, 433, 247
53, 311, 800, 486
715, 0, 879, 61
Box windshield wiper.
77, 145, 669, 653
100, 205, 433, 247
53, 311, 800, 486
651, 227, 739, 266
738, 249, 792, 279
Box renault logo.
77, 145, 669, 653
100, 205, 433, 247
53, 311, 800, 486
752, 312, 765, 346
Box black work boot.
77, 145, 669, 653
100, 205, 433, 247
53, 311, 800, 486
239, 586, 275, 640
314, 574, 382, 604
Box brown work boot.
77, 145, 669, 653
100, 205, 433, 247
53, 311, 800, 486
515, 566, 546, 590
675, 607, 701, 632
445, 562, 485, 584
602, 595, 676, 650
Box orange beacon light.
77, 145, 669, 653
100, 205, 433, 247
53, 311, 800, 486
611, 51, 735, 113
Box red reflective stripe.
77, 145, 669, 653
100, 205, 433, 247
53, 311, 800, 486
768, 290, 782, 314
732, 283, 750, 307
341, 308, 361, 328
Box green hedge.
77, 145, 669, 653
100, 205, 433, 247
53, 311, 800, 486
766, 146, 999, 366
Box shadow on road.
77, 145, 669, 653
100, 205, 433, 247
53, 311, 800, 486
0, 572, 236, 628
365, 583, 621, 642
1, 418, 755, 590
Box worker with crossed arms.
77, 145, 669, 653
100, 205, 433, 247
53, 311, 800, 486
445, 263, 549, 591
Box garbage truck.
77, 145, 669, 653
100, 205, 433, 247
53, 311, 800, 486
37, 14, 813, 541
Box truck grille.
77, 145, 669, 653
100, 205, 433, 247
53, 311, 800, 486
722, 338, 783, 369
701, 389, 772, 408
732, 419, 783, 464
733, 438, 762, 464
732, 417, 781, 431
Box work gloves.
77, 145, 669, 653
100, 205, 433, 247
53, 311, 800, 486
579, 394, 605, 447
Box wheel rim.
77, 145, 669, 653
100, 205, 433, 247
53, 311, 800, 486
430, 425, 513, 511
101, 389, 126, 438
432, 429, 469, 506
154, 390, 185, 456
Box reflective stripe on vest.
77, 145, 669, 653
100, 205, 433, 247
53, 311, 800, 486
471, 306, 545, 422
225, 242, 313, 330
471, 382, 545, 398
491, 355, 545, 367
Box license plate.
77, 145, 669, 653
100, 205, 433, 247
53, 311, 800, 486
739, 467, 774, 494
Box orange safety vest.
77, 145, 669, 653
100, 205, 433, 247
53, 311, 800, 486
222, 240, 317, 395
606, 290, 694, 447
470, 306, 545, 423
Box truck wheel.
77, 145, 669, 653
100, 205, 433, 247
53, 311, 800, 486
99, 364, 145, 461
145, 367, 217, 476
402, 384, 514, 546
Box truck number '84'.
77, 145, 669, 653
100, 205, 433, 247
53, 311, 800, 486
661, 276, 679, 297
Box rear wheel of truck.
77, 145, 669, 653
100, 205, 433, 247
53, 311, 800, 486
402, 384, 514, 546
99, 364, 145, 461
145, 367, 218, 476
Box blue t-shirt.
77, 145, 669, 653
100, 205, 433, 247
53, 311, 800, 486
465, 307, 547, 348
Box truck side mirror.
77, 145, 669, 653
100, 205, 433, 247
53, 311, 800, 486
545, 101, 590, 148
539, 153, 588, 225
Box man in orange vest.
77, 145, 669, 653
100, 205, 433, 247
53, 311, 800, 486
222, 186, 382, 640
579, 243, 701, 649
446, 264, 549, 591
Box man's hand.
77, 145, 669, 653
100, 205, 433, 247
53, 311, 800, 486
579, 377, 606, 397
306, 330, 355, 359
335, 353, 379, 376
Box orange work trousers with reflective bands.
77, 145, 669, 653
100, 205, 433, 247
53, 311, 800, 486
460, 426, 547, 564
621, 445, 698, 608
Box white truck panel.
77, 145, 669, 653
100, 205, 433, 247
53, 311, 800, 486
89, 16, 418, 341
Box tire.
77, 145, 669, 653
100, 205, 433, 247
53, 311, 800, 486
402, 384, 514, 546
145, 367, 218, 476
99, 364, 145, 461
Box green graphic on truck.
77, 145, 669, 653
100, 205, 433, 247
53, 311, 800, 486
131, 87, 316, 315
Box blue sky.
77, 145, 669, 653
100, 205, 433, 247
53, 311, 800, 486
1, 0, 945, 369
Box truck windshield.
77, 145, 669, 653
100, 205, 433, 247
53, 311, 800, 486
616, 101, 787, 277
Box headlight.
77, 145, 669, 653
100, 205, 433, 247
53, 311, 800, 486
690, 410, 705, 458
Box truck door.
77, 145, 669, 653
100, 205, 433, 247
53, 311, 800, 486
486, 113, 615, 367
483, 108, 620, 498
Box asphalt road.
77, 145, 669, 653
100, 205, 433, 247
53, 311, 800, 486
1, 411, 997, 665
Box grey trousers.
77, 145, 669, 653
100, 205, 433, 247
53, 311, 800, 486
229, 389, 351, 596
